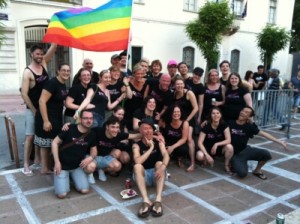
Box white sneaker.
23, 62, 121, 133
88, 173, 96, 184
98, 169, 107, 182
29, 163, 41, 170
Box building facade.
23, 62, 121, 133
0, 0, 295, 94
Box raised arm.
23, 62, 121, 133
42, 43, 57, 67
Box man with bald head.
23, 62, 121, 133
144, 74, 173, 119
82, 58, 99, 84
72, 58, 99, 86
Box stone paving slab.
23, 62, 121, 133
1, 96, 300, 223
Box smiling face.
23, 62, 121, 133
83, 59, 93, 72
211, 108, 221, 123
178, 63, 188, 76
113, 108, 125, 121
106, 122, 120, 138
175, 79, 185, 92
172, 106, 182, 120
208, 70, 219, 84
220, 62, 230, 76
31, 48, 44, 64
100, 71, 111, 86
146, 98, 156, 111
151, 63, 161, 74
79, 69, 91, 85
159, 74, 171, 91
133, 68, 145, 82
229, 74, 240, 87
140, 123, 154, 141
110, 69, 121, 81
57, 64, 71, 81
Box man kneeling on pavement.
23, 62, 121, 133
132, 118, 170, 218
52, 109, 97, 198
228, 106, 288, 179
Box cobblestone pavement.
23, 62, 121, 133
0, 95, 300, 224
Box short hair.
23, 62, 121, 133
113, 105, 125, 113
30, 44, 43, 53
109, 65, 120, 72
257, 65, 264, 70
79, 109, 93, 119
219, 60, 231, 68
177, 61, 188, 69
105, 116, 120, 126
133, 63, 144, 73
150, 59, 162, 71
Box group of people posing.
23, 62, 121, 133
21, 44, 288, 218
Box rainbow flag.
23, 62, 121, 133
43, 0, 132, 52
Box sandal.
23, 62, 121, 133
224, 165, 233, 176
252, 171, 267, 180
151, 201, 163, 217
186, 164, 195, 172
138, 202, 151, 218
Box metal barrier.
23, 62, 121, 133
252, 89, 293, 138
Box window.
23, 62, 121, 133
25, 26, 71, 86
230, 49, 240, 73
268, 0, 277, 24
232, 0, 243, 16
182, 47, 195, 72
131, 46, 142, 68
184, 0, 197, 12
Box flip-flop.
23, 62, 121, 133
252, 171, 267, 180
137, 202, 151, 218
22, 169, 34, 176
151, 201, 163, 217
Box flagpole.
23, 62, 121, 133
124, 0, 133, 77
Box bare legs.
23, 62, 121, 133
187, 126, 195, 172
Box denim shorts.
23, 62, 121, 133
133, 168, 156, 187
294, 94, 300, 107
54, 167, 89, 196
92, 112, 104, 128
25, 109, 35, 135
95, 155, 115, 169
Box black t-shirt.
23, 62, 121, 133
203, 84, 223, 120
93, 127, 129, 156
44, 77, 68, 116
253, 72, 268, 90
65, 83, 89, 117
147, 79, 173, 113
228, 120, 260, 154
90, 83, 108, 118
58, 124, 97, 170
162, 121, 184, 145
172, 90, 193, 118
201, 122, 228, 153
136, 140, 162, 169
185, 78, 205, 98
107, 81, 124, 103
223, 87, 249, 121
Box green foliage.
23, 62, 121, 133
185, 0, 234, 69
290, 0, 300, 52
256, 25, 291, 69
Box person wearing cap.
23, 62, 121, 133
185, 67, 205, 132
132, 118, 169, 218
110, 54, 120, 66
167, 59, 180, 85
119, 50, 132, 77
